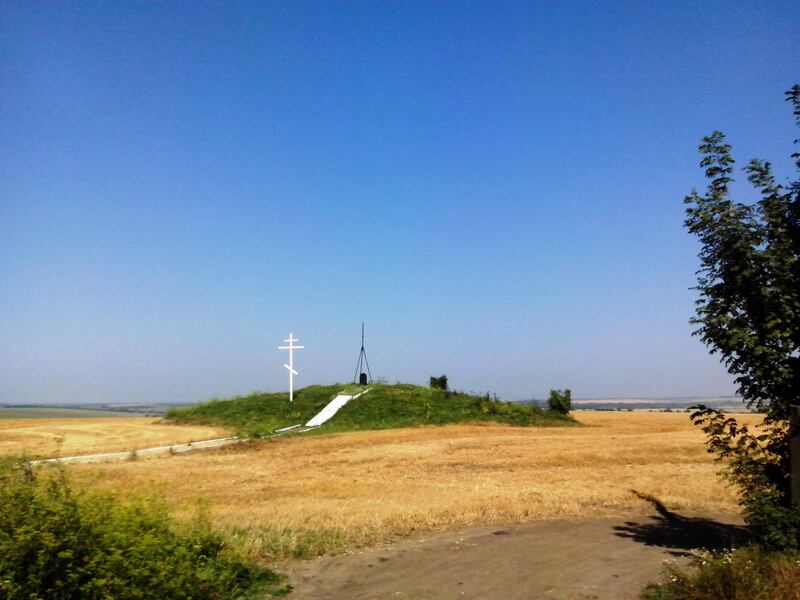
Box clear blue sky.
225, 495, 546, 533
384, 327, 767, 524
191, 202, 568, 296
1, 2, 798, 404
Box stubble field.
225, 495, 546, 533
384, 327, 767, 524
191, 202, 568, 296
0, 416, 230, 458
26, 410, 759, 561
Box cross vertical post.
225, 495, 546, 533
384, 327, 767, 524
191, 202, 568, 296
278, 333, 303, 403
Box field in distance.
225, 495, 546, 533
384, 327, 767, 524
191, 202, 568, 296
0, 407, 141, 419
2, 383, 571, 460
0, 417, 231, 458
61, 410, 760, 561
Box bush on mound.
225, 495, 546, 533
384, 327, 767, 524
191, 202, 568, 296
0, 458, 288, 599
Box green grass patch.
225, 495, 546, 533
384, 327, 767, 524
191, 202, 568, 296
165, 383, 575, 436
0, 458, 290, 599
642, 545, 800, 600
164, 384, 346, 436
228, 525, 358, 561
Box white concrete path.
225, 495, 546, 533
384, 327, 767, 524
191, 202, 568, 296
31, 436, 243, 465
305, 388, 370, 427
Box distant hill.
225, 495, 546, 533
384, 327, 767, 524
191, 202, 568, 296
522, 396, 748, 412
0, 407, 141, 419
0, 402, 183, 418
164, 383, 576, 436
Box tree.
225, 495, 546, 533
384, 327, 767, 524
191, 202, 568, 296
429, 375, 448, 391
548, 389, 571, 414
685, 85, 800, 549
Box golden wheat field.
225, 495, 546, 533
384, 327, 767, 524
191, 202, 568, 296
44, 410, 761, 559
0, 417, 230, 457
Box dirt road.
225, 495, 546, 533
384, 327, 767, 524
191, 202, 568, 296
285, 511, 746, 600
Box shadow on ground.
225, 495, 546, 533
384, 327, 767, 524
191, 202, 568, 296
614, 491, 750, 557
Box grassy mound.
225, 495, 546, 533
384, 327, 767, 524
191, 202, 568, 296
165, 383, 575, 436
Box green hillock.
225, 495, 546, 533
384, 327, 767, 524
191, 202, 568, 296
165, 383, 575, 436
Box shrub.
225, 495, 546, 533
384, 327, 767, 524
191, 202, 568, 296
429, 375, 448, 391
683, 86, 800, 550
690, 406, 800, 551
0, 458, 287, 599
548, 389, 572, 414
642, 545, 800, 600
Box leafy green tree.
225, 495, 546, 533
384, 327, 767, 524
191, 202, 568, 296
685, 85, 800, 550
429, 375, 448, 391
548, 388, 572, 414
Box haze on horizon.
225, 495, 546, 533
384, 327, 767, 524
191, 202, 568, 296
2, 2, 798, 405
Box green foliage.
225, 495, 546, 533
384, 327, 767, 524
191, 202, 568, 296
0, 458, 288, 599
684, 85, 800, 550
429, 375, 448, 390
547, 388, 572, 414
166, 383, 576, 436
684, 87, 800, 422
690, 407, 800, 551
642, 546, 800, 600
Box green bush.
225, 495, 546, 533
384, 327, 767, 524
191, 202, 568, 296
690, 406, 800, 551
429, 375, 448, 390
642, 546, 800, 600
0, 458, 288, 599
548, 389, 572, 414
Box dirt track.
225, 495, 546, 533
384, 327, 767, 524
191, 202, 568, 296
285, 511, 746, 600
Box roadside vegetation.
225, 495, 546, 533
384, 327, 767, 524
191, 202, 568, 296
644, 85, 800, 598
642, 546, 800, 600
684, 84, 800, 553
0, 458, 289, 599
164, 382, 575, 436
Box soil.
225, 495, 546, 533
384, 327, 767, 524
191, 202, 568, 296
284, 511, 746, 599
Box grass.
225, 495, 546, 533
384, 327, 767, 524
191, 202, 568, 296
165, 384, 345, 435
642, 546, 800, 600
164, 382, 575, 436
71, 411, 760, 561
0, 417, 230, 459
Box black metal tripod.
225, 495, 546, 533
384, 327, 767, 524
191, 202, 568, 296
353, 323, 373, 385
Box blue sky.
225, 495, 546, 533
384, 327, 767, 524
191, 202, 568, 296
1, 1, 798, 404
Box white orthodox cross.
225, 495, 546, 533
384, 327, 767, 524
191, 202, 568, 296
278, 332, 303, 403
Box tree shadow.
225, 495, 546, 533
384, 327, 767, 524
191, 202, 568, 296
613, 491, 750, 557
